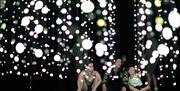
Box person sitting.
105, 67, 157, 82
102, 58, 128, 91
77, 62, 102, 91
128, 66, 151, 91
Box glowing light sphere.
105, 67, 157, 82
152, 50, 159, 58
154, 0, 161, 7
35, 24, 43, 34
15, 43, 26, 54
21, 16, 30, 27
54, 54, 61, 62
56, 18, 62, 25
96, 50, 104, 57
97, 19, 106, 27
168, 10, 180, 28
35, 1, 44, 10
145, 40, 152, 49
56, 0, 63, 7
155, 24, 163, 32
149, 57, 156, 64
155, 16, 164, 25
41, 6, 49, 14
157, 44, 170, 56
81, 1, 95, 13
14, 56, 19, 62
162, 27, 173, 40
34, 49, 43, 58
95, 43, 107, 51
82, 39, 93, 50
0, 23, 6, 30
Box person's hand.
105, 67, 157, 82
92, 88, 96, 91
77, 89, 81, 91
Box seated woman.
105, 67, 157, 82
77, 62, 102, 91
102, 58, 128, 91
128, 66, 150, 91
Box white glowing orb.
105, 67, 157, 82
140, 60, 148, 66
100, 1, 107, 8
155, 24, 163, 32
82, 39, 93, 50
168, 10, 180, 28
76, 69, 81, 73
56, 0, 63, 7
96, 50, 104, 57
61, 8, 67, 14
81, 1, 95, 13
56, 18, 62, 25
152, 50, 159, 58
102, 65, 107, 70
24, 8, 29, 14
173, 64, 177, 70
54, 54, 61, 62
41, 6, 49, 14
149, 57, 156, 64
162, 27, 173, 40
154, 0, 161, 7
21, 16, 30, 26
95, 43, 107, 51
14, 56, 19, 62
157, 44, 170, 56
145, 40, 152, 49
106, 62, 112, 67
145, 1, 152, 8
15, 43, 25, 54
34, 49, 43, 58
35, 24, 43, 34
35, 1, 44, 10
42, 68, 46, 72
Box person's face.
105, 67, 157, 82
114, 59, 122, 69
128, 67, 135, 76
87, 63, 94, 72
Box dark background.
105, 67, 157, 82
0, 0, 179, 91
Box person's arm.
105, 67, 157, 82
102, 83, 107, 91
129, 85, 140, 91
77, 71, 84, 91
140, 85, 150, 91
92, 71, 102, 91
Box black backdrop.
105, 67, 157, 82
0, 0, 179, 91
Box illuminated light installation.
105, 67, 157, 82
134, 0, 179, 87
0, 0, 116, 80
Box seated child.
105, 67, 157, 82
128, 66, 150, 91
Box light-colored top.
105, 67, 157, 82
128, 74, 143, 87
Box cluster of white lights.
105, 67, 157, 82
0, 0, 116, 79
134, 0, 179, 87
